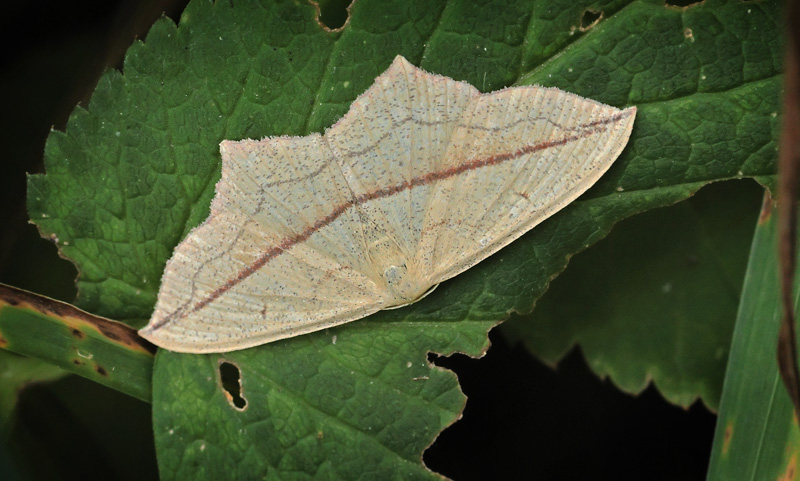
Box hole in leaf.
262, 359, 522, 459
219, 361, 247, 410
425, 333, 717, 478
579, 9, 602, 31
664, 0, 703, 7
312, 0, 353, 31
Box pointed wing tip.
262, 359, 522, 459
620, 105, 637, 130
137, 324, 216, 354
392, 54, 411, 65
219, 139, 243, 160
137, 324, 161, 348
138, 316, 274, 354
386, 55, 415, 75
138, 317, 187, 353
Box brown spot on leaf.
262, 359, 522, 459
73, 359, 83, 366
780, 454, 797, 481
95, 365, 108, 377
760, 191, 774, 224
71, 328, 85, 339
722, 422, 733, 455
0, 284, 156, 355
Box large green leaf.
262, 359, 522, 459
706, 198, 800, 480
25, 0, 782, 478
502, 180, 763, 410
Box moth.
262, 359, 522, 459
139, 56, 636, 353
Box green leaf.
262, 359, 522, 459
501, 180, 763, 410
153, 324, 481, 479
24, 0, 782, 478
0, 284, 154, 402
706, 198, 800, 480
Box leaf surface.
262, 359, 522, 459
502, 180, 763, 410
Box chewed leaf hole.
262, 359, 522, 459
580, 9, 602, 31
313, 0, 353, 31
664, 0, 703, 7
219, 361, 247, 410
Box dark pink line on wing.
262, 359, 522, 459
149, 110, 631, 330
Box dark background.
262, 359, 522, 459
0, 1, 716, 479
